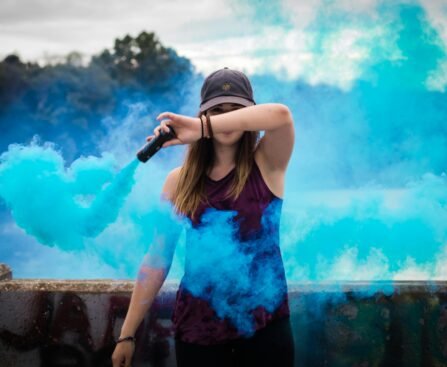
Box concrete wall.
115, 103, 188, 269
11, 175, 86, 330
1, 266, 447, 366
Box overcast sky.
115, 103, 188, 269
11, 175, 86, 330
1, 0, 447, 90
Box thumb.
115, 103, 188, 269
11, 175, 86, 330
124, 355, 132, 367
112, 354, 123, 367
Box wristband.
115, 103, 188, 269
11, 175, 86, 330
116, 336, 136, 344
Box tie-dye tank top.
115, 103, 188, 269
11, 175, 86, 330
172, 158, 290, 345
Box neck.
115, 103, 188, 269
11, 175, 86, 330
212, 142, 237, 168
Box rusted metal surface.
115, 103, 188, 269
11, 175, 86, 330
1, 273, 447, 366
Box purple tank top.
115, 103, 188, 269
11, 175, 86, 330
172, 159, 290, 345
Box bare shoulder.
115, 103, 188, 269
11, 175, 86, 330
161, 166, 182, 203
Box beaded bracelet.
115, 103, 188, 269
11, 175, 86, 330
116, 336, 136, 344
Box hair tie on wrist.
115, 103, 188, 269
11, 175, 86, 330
116, 336, 136, 344
205, 114, 214, 139
199, 115, 204, 139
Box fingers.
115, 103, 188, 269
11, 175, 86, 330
111, 351, 130, 367
153, 126, 162, 137
160, 121, 171, 134
111, 353, 121, 367
145, 131, 178, 148
153, 122, 171, 137
157, 111, 174, 121
144, 136, 180, 148
147, 112, 176, 147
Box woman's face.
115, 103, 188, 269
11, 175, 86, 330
207, 103, 245, 146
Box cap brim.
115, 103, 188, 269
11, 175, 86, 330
199, 96, 255, 113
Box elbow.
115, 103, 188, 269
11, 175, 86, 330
138, 263, 170, 284
275, 104, 294, 126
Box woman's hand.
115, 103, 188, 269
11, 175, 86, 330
111, 341, 135, 367
146, 112, 202, 148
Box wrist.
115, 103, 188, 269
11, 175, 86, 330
205, 114, 214, 139
116, 335, 136, 344
119, 326, 135, 339
198, 116, 204, 140
199, 115, 211, 139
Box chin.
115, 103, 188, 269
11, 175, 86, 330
215, 133, 241, 145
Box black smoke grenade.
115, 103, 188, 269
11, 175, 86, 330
136, 125, 176, 163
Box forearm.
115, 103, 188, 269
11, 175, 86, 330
119, 207, 181, 337
119, 265, 168, 337
208, 103, 293, 134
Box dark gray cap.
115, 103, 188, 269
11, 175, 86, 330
199, 67, 256, 113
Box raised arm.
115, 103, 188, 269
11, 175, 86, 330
156, 103, 295, 172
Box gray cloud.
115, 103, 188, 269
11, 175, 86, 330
0, 0, 248, 63
2, 0, 446, 91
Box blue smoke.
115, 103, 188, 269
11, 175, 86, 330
0, 0, 445, 329
0, 0, 447, 336
181, 201, 287, 335
0, 140, 138, 250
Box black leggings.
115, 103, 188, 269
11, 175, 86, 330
175, 317, 295, 367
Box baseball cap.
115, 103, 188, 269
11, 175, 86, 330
199, 67, 256, 113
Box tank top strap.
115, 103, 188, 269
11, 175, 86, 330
250, 158, 283, 202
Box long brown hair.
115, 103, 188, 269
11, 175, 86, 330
172, 110, 260, 221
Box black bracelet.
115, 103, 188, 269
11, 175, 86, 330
205, 114, 214, 139
200, 114, 204, 139
116, 336, 136, 344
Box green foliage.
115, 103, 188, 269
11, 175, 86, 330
0, 31, 196, 160
0, 55, 38, 113
92, 31, 193, 95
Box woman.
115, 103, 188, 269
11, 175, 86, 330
112, 67, 295, 367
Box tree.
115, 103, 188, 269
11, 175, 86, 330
0, 31, 197, 161
92, 31, 194, 95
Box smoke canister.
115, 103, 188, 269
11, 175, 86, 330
136, 125, 176, 163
